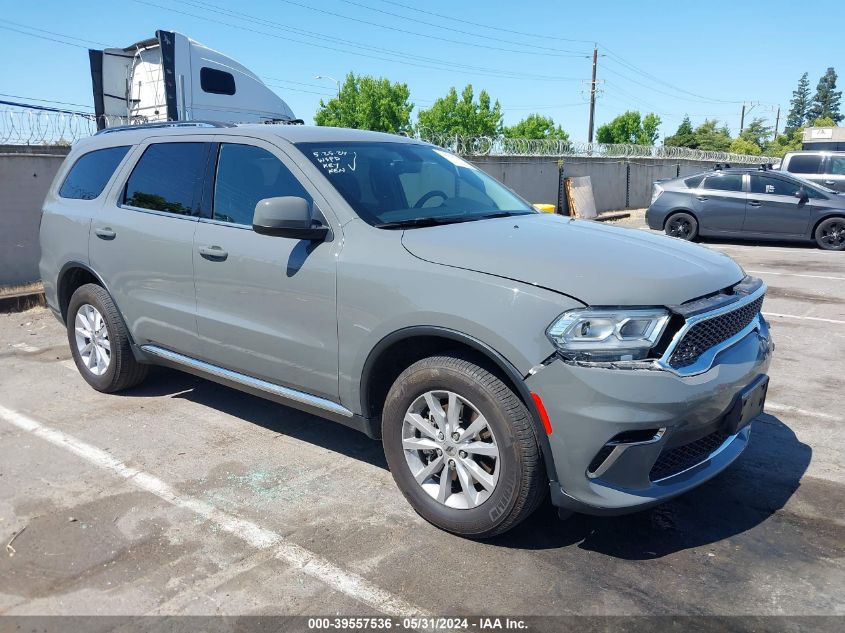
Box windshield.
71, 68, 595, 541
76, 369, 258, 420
297, 141, 535, 227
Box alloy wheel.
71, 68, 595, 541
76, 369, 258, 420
820, 220, 845, 248
402, 390, 500, 509
74, 304, 111, 376
668, 217, 692, 238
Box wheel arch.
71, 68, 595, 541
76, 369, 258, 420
810, 213, 845, 240
57, 261, 109, 324
663, 208, 698, 229
360, 326, 558, 481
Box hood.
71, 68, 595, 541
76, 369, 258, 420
401, 214, 744, 306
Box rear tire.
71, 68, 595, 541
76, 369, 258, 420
814, 217, 845, 250
665, 212, 698, 241
67, 283, 148, 393
382, 354, 545, 538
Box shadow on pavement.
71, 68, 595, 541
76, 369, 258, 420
119, 366, 389, 470
495, 413, 812, 557
122, 370, 813, 557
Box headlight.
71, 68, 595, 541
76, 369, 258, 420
546, 308, 670, 362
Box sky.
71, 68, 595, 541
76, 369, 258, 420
1, 0, 843, 141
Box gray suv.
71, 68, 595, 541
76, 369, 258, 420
40, 122, 773, 537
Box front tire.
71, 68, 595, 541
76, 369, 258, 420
665, 212, 698, 241
814, 217, 845, 250
382, 355, 545, 538
67, 283, 148, 393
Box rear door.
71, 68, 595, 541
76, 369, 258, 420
192, 137, 340, 401
822, 155, 845, 192
695, 172, 746, 234
89, 137, 211, 356
743, 173, 812, 236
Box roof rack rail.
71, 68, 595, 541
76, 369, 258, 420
95, 121, 236, 135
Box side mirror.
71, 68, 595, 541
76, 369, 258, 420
252, 196, 329, 240
794, 189, 809, 203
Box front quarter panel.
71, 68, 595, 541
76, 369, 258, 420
336, 219, 583, 414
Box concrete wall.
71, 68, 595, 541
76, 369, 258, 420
0, 146, 69, 286
471, 155, 723, 213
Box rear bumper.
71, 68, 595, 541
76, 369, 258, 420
525, 321, 773, 515
645, 206, 664, 230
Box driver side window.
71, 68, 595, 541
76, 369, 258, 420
213, 143, 311, 226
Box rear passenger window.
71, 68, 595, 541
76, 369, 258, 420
787, 154, 822, 174
829, 156, 845, 175
59, 146, 130, 200
213, 144, 310, 226
701, 174, 743, 192
123, 143, 208, 216
684, 175, 704, 188
750, 175, 800, 196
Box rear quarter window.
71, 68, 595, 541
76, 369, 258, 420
786, 154, 823, 174
58, 146, 130, 200
701, 174, 743, 192
684, 175, 704, 188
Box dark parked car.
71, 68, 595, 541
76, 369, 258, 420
646, 167, 845, 250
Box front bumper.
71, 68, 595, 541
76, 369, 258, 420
525, 318, 773, 515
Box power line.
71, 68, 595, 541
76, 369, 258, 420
277, 0, 589, 58
0, 23, 89, 49
135, 0, 582, 82
0, 93, 93, 110
336, 0, 590, 56
374, 0, 596, 45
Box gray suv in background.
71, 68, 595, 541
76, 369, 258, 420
780, 150, 845, 192
40, 122, 773, 537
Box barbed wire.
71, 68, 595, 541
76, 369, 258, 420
0, 108, 142, 145
1, 106, 776, 165
415, 130, 777, 164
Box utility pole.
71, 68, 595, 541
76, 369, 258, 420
739, 103, 746, 134
773, 105, 781, 139
587, 46, 598, 143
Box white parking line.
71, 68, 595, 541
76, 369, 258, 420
748, 270, 845, 282
11, 342, 39, 353
763, 311, 845, 325
766, 401, 841, 422
0, 404, 428, 619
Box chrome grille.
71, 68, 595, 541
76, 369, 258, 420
650, 430, 729, 481
667, 295, 764, 369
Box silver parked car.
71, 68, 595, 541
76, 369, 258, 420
647, 167, 845, 250
780, 150, 845, 193
40, 122, 773, 537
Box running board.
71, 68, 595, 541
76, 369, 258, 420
140, 345, 354, 418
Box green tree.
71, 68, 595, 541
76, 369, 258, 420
664, 115, 698, 148
785, 72, 811, 133
739, 117, 773, 148
692, 119, 733, 152
729, 137, 762, 156
595, 110, 661, 144
808, 67, 843, 124
767, 127, 804, 157
314, 72, 413, 133
503, 113, 569, 140
811, 115, 837, 127
417, 85, 503, 137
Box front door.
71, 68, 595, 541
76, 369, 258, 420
192, 138, 340, 401
743, 174, 812, 236
89, 138, 211, 356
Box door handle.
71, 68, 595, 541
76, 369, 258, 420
199, 245, 228, 261
95, 227, 116, 240
748, 200, 762, 207
824, 180, 835, 186
696, 196, 708, 201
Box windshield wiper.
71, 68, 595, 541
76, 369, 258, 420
473, 211, 533, 220
375, 217, 469, 229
